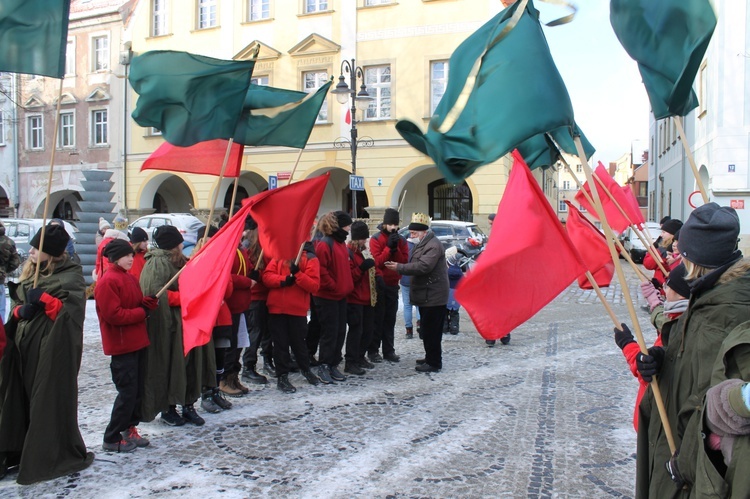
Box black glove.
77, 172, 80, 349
249, 269, 261, 281
386, 232, 399, 250
26, 287, 44, 305
141, 306, 152, 319
290, 262, 300, 275
636, 346, 665, 382
614, 323, 635, 350
280, 274, 296, 287
651, 277, 663, 290
666, 450, 685, 489
18, 303, 42, 320
359, 258, 375, 271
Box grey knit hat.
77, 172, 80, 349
679, 203, 740, 268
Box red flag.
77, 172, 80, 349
564, 201, 614, 289
248, 173, 330, 261
141, 139, 244, 177
455, 150, 586, 341
621, 185, 646, 226
574, 162, 634, 232
345, 108, 351, 125
179, 201, 253, 355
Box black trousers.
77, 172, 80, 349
268, 314, 310, 377
306, 295, 321, 359
370, 282, 399, 356
347, 303, 375, 362
224, 311, 247, 376
314, 296, 347, 366
104, 350, 145, 443
419, 305, 446, 369
242, 300, 273, 369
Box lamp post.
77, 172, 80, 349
331, 59, 374, 218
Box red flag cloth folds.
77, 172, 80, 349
141, 139, 244, 177
564, 201, 614, 289
455, 150, 586, 341
248, 173, 330, 262
621, 185, 646, 226
179, 201, 253, 355
574, 162, 634, 233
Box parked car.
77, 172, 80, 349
618, 222, 661, 263
399, 220, 486, 258
128, 213, 204, 253
2, 218, 78, 262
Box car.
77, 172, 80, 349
399, 220, 486, 259
128, 213, 205, 252
618, 222, 661, 263
2, 218, 78, 263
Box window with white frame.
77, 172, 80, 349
365, 0, 390, 5
152, 0, 168, 36
65, 39, 75, 76
248, 0, 269, 20
698, 62, 707, 116
28, 115, 43, 150
91, 109, 108, 146
303, 71, 328, 122
562, 180, 570, 190
305, 0, 327, 13
251, 75, 269, 86
576, 164, 582, 173
0, 111, 5, 146
58, 112, 75, 148
365, 65, 391, 120
558, 201, 567, 212
92, 35, 109, 72
198, 0, 217, 29
430, 60, 448, 115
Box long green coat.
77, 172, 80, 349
636, 258, 750, 498
0, 258, 94, 484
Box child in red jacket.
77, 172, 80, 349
95, 239, 158, 453
345, 221, 376, 375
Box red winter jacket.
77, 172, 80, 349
314, 237, 354, 300
370, 231, 408, 286
263, 254, 320, 317
95, 264, 149, 356
94, 237, 116, 281
128, 250, 146, 282
347, 244, 372, 306
250, 254, 269, 302
226, 247, 254, 314
622, 334, 664, 432
216, 280, 233, 327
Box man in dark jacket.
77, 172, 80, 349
386, 213, 448, 372
0, 221, 20, 323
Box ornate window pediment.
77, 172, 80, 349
24, 95, 45, 108
235, 40, 281, 61
53, 92, 78, 106
85, 87, 110, 102
288, 33, 340, 57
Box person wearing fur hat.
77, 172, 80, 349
96, 217, 112, 247
344, 221, 377, 375
630, 203, 750, 497
95, 239, 158, 453
643, 218, 683, 291
385, 213, 449, 373
368, 207, 408, 364
128, 227, 149, 281
0, 224, 94, 483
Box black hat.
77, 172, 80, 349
680, 202, 740, 268
30, 224, 70, 257
335, 211, 353, 229
488, 213, 496, 221
198, 225, 219, 240
129, 227, 148, 243
659, 215, 671, 225
661, 219, 683, 235
103, 239, 135, 262
245, 215, 258, 230
350, 221, 369, 240
665, 263, 691, 299
153, 225, 184, 250
383, 208, 399, 226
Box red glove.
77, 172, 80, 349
38, 292, 63, 321
141, 295, 159, 310
167, 290, 180, 307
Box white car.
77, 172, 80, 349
128, 213, 204, 250
619, 222, 661, 263
2, 218, 78, 261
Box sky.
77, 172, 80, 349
539, 0, 651, 165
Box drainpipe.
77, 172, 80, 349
11, 73, 19, 216
121, 43, 132, 218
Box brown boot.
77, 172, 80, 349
229, 372, 249, 395
219, 378, 243, 398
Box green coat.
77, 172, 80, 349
636, 258, 750, 498
0, 258, 94, 484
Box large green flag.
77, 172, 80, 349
0, 0, 70, 78
610, 0, 716, 120
129, 51, 255, 147
235, 79, 332, 148
516, 125, 595, 171
396, 0, 590, 183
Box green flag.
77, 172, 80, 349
396, 0, 588, 183
0, 0, 70, 78
610, 0, 716, 119
129, 51, 255, 147
234, 79, 332, 148
516, 125, 595, 171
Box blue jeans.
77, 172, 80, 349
447, 288, 460, 311
401, 284, 420, 328
0, 283, 6, 324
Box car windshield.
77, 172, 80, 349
453, 226, 471, 238
431, 226, 453, 238
467, 225, 485, 238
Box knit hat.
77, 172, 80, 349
30, 224, 70, 257
153, 225, 184, 250
665, 263, 691, 299
350, 221, 369, 240
103, 239, 135, 262
99, 217, 111, 232
335, 211, 353, 229
112, 214, 129, 231
679, 203, 740, 268
198, 225, 219, 240
488, 213, 496, 221
661, 218, 683, 235
103, 229, 129, 242
408, 213, 431, 231
129, 227, 148, 243
383, 208, 399, 226
659, 215, 671, 225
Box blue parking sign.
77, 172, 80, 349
268, 175, 278, 190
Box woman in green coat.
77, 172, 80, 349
0, 225, 93, 484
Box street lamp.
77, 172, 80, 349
331, 59, 374, 218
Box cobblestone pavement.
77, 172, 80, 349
0, 263, 658, 498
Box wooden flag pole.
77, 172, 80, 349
575, 135, 676, 454
228, 176, 240, 218
287, 148, 305, 185
34, 78, 65, 287
585, 271, 619, 327
673, 116, 709, 204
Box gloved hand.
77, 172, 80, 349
26, 287, 44, 305
290, 262, 300, 275
280, 274, 296, 287
640, 281, 663, 311
666, 450, 685, 489
17, 303, 42, 320
386, 232, 400, 249
651, 277, 663, 290
359, 258, 375, 271
249, 269, 261, 282
614, 323, 635, 350
141, 295, 159, 310
636, 346, 665, 382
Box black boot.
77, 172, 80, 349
442, 310, 451, 334
449, 309, 460, 335
241, 366, 268, 384
181, 404, 205, 426
263, 356, 277, 377
277, 374, 296, 393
